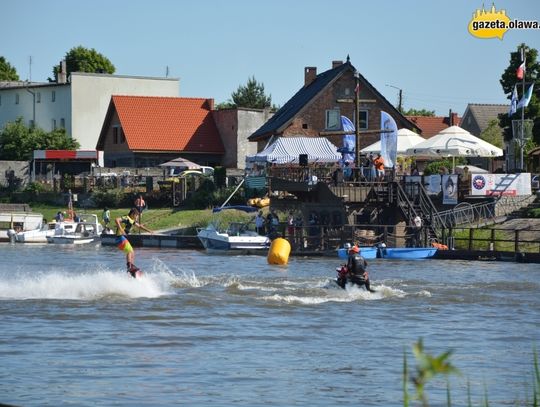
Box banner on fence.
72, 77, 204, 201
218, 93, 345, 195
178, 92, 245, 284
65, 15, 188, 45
470, 173, 531, 196
442, 174, 458, 204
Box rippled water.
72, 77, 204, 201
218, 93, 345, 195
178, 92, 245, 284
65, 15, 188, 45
0, 243, 538, 406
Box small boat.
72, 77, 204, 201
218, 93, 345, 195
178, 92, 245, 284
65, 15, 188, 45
1, 212, 44, 242
15, 221, 57, 243
379, 247, 437, 260
337, 246, 377, 259
197, 222, 270, 253
47, 214, 103, 244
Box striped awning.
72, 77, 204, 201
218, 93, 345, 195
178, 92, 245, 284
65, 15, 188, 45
246, 137, 341, 164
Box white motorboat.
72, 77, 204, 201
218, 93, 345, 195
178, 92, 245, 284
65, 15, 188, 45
15, 221, 57, 243
197, 221, 270, 254
47, 214, 103, 244
1, 212, 44, 242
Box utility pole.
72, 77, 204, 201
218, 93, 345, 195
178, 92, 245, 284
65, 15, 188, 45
354, 70, 360, 168
386, 84, 403, 112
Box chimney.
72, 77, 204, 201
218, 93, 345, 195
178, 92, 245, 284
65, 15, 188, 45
304, 67, 317, 87
448, 109, 458, 126
57, 60, 67, 84
332, 60, 343, 69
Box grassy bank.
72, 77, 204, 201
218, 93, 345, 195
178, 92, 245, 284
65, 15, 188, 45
29, 204, 259, 233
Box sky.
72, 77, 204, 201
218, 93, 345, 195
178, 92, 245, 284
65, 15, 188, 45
2, 0, 539, 116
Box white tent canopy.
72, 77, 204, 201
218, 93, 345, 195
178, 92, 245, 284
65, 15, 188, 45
405, 126, 503, 158
246, 137, 341, 164
159, 157, 201, 169
361, 128, 426, 155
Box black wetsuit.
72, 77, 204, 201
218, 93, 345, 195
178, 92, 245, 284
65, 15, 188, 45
346, 254, 374, 292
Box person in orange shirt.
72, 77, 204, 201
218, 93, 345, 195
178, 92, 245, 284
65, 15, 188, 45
374, 153, 385, 181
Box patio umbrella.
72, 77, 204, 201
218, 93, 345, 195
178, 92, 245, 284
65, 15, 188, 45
405, 125, 503, 171
159, 157, 202, 170
361, 128, 426, 155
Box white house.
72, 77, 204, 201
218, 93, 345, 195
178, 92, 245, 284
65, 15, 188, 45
0, 71, 180, 150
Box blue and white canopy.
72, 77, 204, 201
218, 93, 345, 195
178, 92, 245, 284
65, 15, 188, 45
246, 137, 341, 164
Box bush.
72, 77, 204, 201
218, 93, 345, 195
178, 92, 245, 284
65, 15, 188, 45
91, 188, 130, 208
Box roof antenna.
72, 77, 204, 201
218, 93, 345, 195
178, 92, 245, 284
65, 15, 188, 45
346, 54, 350, 63
165, 66, 169, 78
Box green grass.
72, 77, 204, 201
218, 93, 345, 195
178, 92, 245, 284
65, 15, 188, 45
29, 204, 259, 233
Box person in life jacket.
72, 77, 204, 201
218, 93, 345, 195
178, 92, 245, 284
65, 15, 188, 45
346, 245, 375, 292
115, 208, 153, 277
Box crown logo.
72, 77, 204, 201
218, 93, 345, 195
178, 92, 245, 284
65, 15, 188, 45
468, 4, 511, 39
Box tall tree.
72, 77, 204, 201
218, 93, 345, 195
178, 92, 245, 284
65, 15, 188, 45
480, 119, 503, 148
50, 46, 115, 82
402, 108, 435, 117
0, 118, 79, 160
499, 43, 540, 145
0, 56, 19, 81
230, 76, 272, 109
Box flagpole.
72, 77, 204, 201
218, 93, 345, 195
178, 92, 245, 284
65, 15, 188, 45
354, 70, 360, 170
520, 46, 526, 170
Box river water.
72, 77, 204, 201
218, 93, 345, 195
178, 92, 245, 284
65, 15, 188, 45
0, 243, 538, 406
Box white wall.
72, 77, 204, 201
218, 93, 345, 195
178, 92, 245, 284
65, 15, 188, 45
70, 73, 180, 149
0, 74, 180, 150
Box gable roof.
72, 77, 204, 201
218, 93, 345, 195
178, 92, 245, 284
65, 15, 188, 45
406, 115, 461, 138
249, 61, 420, 141
461, 104, 507, 133
96, 95, 224, 153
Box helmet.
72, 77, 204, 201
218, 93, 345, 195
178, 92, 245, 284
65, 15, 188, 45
344, 243, 351, 249
350, 246, 360, 253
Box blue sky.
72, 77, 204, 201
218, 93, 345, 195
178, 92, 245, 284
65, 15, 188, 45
3, 0, 538, 116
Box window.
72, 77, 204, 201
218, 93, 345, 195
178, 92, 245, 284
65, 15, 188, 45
15, 94, 19, 104
302, 123, 308, 129
358, 110, 368, 129
325, 109, 340, 130
113, 126, 119, 144
52, 119, 57, 130
51, 91, 56, 102
36, 92, 41, 103
120, 128, 126, 143
60, 118, 65, 128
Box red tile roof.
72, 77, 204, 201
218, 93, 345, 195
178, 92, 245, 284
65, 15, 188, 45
110, 95, 224, 153
406, 115, 461, 138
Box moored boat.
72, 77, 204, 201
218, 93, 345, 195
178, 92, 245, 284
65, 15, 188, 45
47, 214, 103, 244
15, 221, 56, 243
197, 222, 270, 254
1, 212, 44, 242
337, 246, 377, 259
379, 247, 437, 259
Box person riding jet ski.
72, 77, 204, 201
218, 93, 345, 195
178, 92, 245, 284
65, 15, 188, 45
336, 245, 375, 292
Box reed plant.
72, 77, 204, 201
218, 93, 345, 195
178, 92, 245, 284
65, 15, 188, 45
403, 340, 539, 406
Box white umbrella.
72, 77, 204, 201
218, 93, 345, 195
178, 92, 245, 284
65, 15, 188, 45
405, 125, 503, 171
361, 128, 426, 155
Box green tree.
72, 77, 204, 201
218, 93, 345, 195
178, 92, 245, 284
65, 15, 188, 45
403, 108, 435, 117
480, 118, 503, 148
0, 118, 79, 160
50, 46, 115, 82
230, 76, 272, 109
0, 56, 19, 81
499, 43, 540, 145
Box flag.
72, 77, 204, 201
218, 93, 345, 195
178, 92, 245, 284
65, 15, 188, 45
509, 85, 518, 116
516, 61, 525, 80
380, 111, 398, 168
340, 116, 355, 163
517, 83, 534, 110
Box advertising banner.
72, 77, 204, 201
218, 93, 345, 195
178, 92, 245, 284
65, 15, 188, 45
470, 173, 531, 196
442, 174, 458, 204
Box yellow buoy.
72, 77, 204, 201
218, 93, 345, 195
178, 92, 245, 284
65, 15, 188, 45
267, 237, 291, 265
